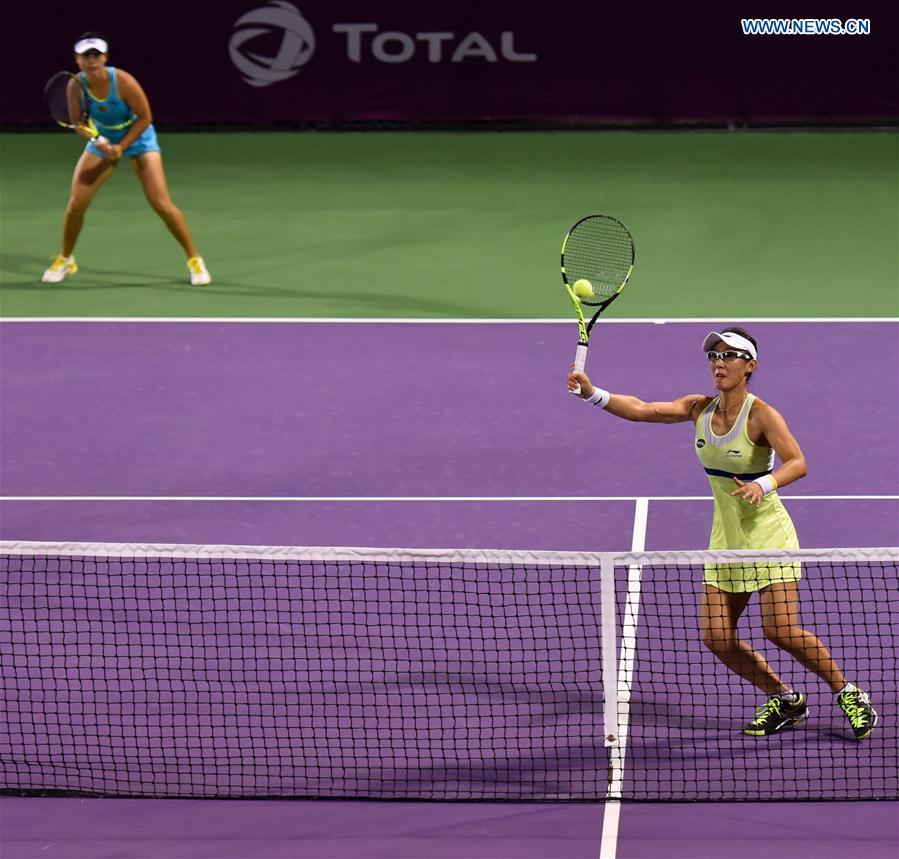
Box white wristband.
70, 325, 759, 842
753, 474, 778, 496
586, 387, 611, 408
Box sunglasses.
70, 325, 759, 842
707, 350, 752, 362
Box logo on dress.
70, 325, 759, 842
726, 449, 742, 457
230, 1, 315, 88
696, 439, 705, 448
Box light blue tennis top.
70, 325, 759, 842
80, 67, 137, 138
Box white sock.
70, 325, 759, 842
835, 682, 857, 697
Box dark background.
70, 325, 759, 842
3, 0, 896, 126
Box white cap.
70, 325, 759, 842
74, 37, 108, 54
702, 331, 757, 359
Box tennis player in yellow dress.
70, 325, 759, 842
567, 327, 878, 739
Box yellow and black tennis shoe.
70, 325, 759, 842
743, 693, 808, 736
837, 685, 878, 740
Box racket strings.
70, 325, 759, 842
563, 218, 633, 298
43, 73, 80, 127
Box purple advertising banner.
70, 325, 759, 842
3, 1, 897, 124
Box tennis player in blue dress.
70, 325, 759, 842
568, 327, 878, 740
42, 34, 211, 286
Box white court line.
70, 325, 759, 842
0, 317, 896, 324
600, 498, 650, 859
1, 495, 895, 502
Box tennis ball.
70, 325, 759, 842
573, 279, 593, 299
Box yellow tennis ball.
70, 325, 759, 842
573, 279, 593, 299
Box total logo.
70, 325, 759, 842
230, 1, 537, 88
229, 2, 315, 88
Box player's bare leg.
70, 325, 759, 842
759, 582, 845, 691
132, 152, 210, 284
700, 586, 786, 694
64, 150, 117, 255
131, 152, 197, 256
42, 150, 116, 282
701, 585, 810, 735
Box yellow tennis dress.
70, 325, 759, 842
695, 394, 800, 592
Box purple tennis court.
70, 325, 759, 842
1, 320, 897, 858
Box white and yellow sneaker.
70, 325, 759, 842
41, 255, 78, 284
187, 256, 211, 286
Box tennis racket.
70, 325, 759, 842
561, 214, 635, 393
43, 71, 106, 143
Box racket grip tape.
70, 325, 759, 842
574, 343, 588, 373
570, 343, 588, 396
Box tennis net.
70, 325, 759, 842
1, 541, 895, 801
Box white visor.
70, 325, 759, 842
74, 38, 108, 54
702, 331, 757, 360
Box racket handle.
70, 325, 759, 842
574, 344, 588, 374
570, 343, 588, 395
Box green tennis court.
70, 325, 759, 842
1, 131, 896, 319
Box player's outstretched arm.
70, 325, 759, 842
567, 369, 706, 424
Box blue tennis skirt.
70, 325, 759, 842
86, 124, 160, 159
